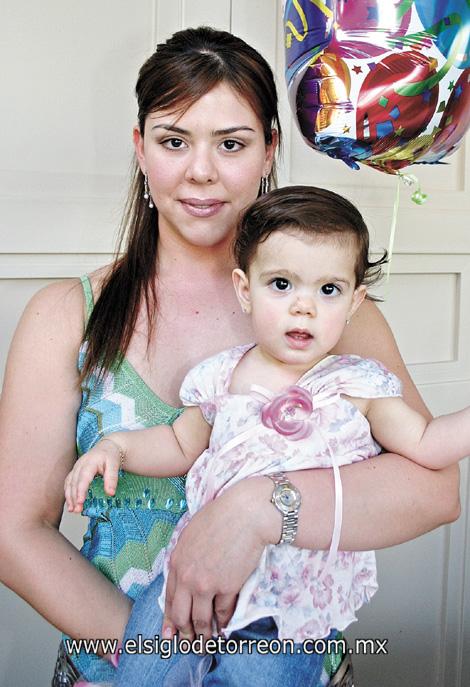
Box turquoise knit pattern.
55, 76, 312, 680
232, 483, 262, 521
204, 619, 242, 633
68, 275, 187, 681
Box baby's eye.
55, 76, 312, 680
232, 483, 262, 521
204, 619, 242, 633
270, 277, 291, 292
221, 139, 244, 152
162, 138, 186, 149
321, 283, 340, 296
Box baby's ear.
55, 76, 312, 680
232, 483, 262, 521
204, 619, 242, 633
349, 285, 367, 317
232, 268, 252, 314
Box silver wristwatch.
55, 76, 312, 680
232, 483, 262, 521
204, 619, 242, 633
267, 472, 302, 545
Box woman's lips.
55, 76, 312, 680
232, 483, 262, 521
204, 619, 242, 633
179, 198, 226, 218
285, 330, 313, 349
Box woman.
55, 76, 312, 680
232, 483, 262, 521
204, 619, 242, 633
0, 26, 459, 686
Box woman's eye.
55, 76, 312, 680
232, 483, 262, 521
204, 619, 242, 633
221, 139, 243, 152
162, 138, 186, 149
271, 277, 291, 292
321, 283, 340, 296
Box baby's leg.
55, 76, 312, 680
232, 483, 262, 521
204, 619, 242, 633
203, 618, 340, 687
115, 574, 210, 687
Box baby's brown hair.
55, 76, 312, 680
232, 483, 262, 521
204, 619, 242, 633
234, 186, 387, 292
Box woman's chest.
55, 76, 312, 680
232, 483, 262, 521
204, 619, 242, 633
125, 300, 253, 406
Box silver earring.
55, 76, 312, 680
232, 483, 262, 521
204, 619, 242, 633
261, 175, 270, 195
346, 318, 351, 325
143, 173, 154, 209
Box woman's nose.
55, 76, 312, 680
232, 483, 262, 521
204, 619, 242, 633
185, 147, 218, 184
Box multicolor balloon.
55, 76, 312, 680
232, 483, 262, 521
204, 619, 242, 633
285, 0, 470, 174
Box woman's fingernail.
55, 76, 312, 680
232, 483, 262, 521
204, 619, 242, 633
163, 626, 172, 639
110, 646, 121, 668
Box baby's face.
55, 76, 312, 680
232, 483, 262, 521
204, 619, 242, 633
233, 230, 366, 374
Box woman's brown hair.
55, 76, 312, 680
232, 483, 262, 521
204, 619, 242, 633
81, 26, 282, 381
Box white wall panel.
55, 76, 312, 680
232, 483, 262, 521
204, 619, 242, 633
155, 0, 231, 38
377, 254, 470, 387
183, 0, 231, 30
349, 527, 450, 687
1, 0, 152, 255
444, 458, 470, 687
231, 0, 279, 68
155, 2, 183, 41
379, 272, 458, 365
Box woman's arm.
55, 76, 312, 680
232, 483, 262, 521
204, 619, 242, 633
163, 300, 460, 638
0, 281, 131, 646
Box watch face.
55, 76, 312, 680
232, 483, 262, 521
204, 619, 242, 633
280, 490, 296, 507
274, 484, 301, 513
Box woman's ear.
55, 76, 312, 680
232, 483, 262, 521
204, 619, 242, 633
349, 285, 367, 320
232, 268, 252, 314
133, 125, 146, 172
264, 129, 278, 174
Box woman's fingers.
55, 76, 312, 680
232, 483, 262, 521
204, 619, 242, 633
165, 573, 214, 643
191, 594, 214, 643
161, 614, 177, 639
214, 593, 237, 635
163, 478, 270, 640
167, 587, 194, 641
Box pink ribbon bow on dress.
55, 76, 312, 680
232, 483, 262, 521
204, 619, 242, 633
260, 385, 314, 440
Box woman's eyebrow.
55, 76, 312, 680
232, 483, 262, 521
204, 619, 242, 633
151, 124, 188, 133
151, 124, 256, 136
212, 126, 256, 136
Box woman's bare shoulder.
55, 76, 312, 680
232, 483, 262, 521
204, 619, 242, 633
22, 263, 112, 335
5, 279, 87, 375
24, 278, 84, 324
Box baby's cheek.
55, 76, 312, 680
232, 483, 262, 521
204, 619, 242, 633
323, 312, 349, 343
254, 303, 281, 332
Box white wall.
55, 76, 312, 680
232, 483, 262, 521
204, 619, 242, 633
1, 1, 469, 685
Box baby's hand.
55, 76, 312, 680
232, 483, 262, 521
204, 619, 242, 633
64, 438, 123, 513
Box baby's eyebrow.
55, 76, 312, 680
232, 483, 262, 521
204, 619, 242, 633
260, 269, 351, 286
259, 269, 293, 279
322, 277, 351, 285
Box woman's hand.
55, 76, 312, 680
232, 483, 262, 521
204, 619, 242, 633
163, 476, 279, 642
64, 438, 122, 513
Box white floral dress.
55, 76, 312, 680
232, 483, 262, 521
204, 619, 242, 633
157, 343, 402, 642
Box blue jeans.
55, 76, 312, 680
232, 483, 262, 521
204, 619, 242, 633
115, 574, 340, 687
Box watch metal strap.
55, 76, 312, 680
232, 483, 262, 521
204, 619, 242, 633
268, 472, 300, 545
280, 509, 299, 545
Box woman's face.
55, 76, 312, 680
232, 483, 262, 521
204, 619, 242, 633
134, 82, 277, 252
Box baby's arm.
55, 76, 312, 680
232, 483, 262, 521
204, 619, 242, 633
64, 407, 210, 512
367, 397, 470, 469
